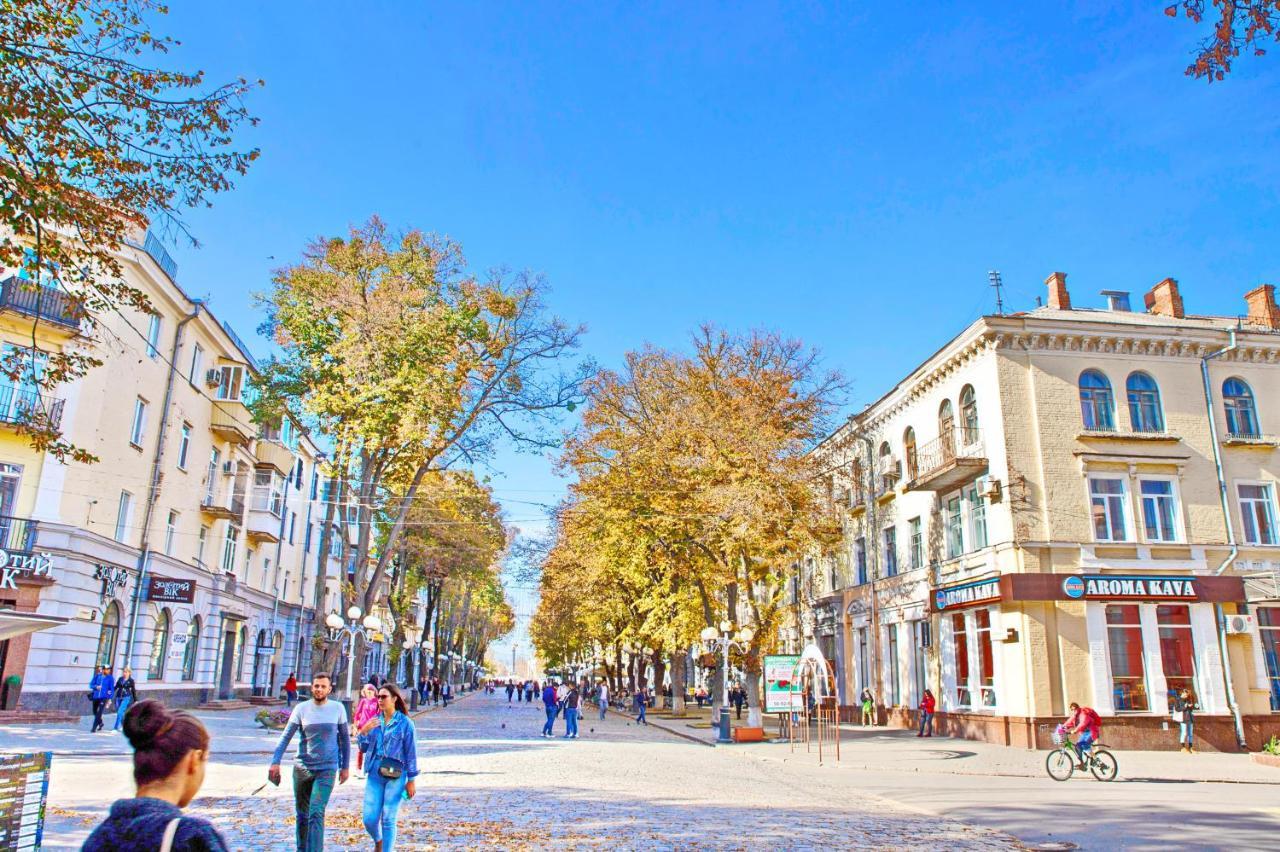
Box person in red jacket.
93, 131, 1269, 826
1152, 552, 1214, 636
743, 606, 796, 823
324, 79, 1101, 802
1064, 702, 1101, 768
917, 689, 936, 737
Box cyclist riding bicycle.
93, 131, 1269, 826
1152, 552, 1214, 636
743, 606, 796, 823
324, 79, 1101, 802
1063, 702, 1102, 769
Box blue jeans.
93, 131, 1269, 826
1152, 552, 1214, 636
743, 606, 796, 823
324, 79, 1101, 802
1180, 720, 1194, 745
1073, 730, 1095, 763
564, 708, 578, 737
362, 760, 409, 852
917, 711, 933, 736
542, 706, 557, 735
293, 766, 337, 852
599, 702, 607, 720
636, 702, 647, 723
113, 696, 133, 729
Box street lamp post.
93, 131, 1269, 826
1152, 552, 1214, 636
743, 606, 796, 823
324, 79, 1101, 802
401, 626, 423, 710
325, 606, 383, 717
700, 621, 755, 745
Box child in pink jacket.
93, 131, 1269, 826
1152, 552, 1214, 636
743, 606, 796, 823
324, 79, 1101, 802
353, 683, 379, 774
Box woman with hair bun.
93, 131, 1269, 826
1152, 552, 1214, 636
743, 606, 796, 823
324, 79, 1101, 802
83, 699, 228, 851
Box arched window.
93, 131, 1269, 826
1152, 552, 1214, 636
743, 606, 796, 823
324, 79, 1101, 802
1224, 378, 1260, 438
903, 428, 918, 481
148, 608, 171, 680
1079, 370, 1115, 431
1126, 372, 1164, 433
939, 400, 956, 458
960, 385, 979, 444
182, 616, 201, 681
96, 602, 121, 668
235, 624, 248, 681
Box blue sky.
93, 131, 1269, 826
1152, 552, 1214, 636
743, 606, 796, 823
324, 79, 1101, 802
154, 2, 1279, 665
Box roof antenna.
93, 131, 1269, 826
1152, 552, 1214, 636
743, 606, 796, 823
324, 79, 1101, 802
988, 270, 1005, 316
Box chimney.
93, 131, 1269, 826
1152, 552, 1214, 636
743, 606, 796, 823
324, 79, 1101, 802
1245, 284, 1280, 330
1143, 277, 1184, 318
1046, 272, 1071, 310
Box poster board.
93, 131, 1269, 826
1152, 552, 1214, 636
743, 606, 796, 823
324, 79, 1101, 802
0, 752, 51, 851
763, 654, 803, 713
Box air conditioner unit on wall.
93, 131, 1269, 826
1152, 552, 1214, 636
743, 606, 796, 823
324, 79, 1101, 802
1225, 614, 1254, 635
205, 368, 222, 388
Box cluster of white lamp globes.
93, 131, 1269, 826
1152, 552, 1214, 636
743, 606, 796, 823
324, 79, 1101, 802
701, 621, 753, 742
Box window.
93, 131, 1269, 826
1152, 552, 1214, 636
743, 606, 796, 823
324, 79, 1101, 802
883, 526, 898, 577
288, 512, 296, 544
1239, 483, 1279, 545
294, 459, 304, 491
115, 491, 133, 542
263, 557, 272, 592
164, 511, 178, 556
175, 423, 191, 471
221, 525, 239, 573
216, 365, 245, 401
130, 397, 148, 447
206, 448, 221, 503
1089, 477, 1129, 542
946, 496, 963, 558
939, 399, 956, 458
244, 546, 254, 579
235, 624, 248, 680
903, 428, 918, 481
1157, 604, 1196, 709
966, 484, 988, 550
913, 620, 929, 704
96, 602, 121, 668
188, 342, 204, 385
148, 608, 170, 679
1126, 372, 1164, 433
1223, 378, 1260, 438
196, 525, 209, 566
909, 517, 923, 570
182, 617, 201, 681
886, 625, 900, 706
252, 469, 285, 517
1106, 604, 1149, 711
960, 385, 979, 444
975, 609, 996, 707
854, 537, 867, 585
304, 522, 313, 553
1140, 479, 1180, 542
1258, 607, 1280, 711
0, 344, 48, 424
857, 627, 869, 692
952, 612, 970, 707
1079, 370, 1115, 431
146, 314, 162, 359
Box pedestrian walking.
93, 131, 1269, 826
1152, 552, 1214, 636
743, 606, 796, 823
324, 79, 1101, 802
352, 685, 379, 778
634, 687, 648, 725
267, 673, 351, 852
730, 685, 746, 721
442, 681, 453, 708
562, 683, 580, 738
431, 678, 441, 706
416, 676, 427, 706
506, 680, 515, 703
83, 700, 229, 851
284, 673, 299, 706
356, 683, 418, 852
1172, 688, 1198, 753
89, 665, 115, 733
112, 666, 137, 731
860, 688, 875, 726
597, 680, 609, 720
525, 681, 535, 703
540, 680, 559, 737
917, 689, 935, 737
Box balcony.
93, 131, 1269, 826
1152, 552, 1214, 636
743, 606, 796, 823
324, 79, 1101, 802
246, 507, 281, 544
210, 400, 253, 446
0, 515, 38, 553
0, 277, 82, 331
199, 486, 244, 521
0, 386, 64, 431
907, 428, 988, 493
254, 439, 295, 475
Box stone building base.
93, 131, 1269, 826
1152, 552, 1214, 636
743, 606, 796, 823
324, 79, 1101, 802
15, 686, 249, 715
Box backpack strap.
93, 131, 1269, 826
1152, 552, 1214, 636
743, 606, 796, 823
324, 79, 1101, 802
159, 816, 181, 852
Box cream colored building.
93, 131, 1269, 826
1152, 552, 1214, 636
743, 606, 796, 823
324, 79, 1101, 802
802, 274, 1280, 751
0, 232, 354, 712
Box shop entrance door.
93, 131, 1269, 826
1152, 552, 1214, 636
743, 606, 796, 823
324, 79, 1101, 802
218, 629, 236, 699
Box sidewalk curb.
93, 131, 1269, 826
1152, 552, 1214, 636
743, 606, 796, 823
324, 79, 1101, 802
608, 706, 714, 748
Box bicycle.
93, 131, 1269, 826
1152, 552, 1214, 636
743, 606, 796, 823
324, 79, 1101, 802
1043, 724, 1119, 781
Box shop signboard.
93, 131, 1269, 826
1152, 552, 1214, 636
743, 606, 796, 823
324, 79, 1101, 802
1005, 573, 1245, 604
932, 577, 1002, 612
146, 576, 196, 604
763, 654, 803, 714
0, 752, 51, 851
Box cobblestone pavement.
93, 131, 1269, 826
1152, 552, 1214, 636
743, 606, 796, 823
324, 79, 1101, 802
40, 691, 1017, 850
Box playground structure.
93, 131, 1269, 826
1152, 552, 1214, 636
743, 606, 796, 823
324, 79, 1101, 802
778, 643, 841, 765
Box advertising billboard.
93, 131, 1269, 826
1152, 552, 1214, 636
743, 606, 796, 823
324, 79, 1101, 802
762, 654, 804, 714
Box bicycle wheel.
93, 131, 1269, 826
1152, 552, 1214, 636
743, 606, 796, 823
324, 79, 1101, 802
1090, 749, 1118, 781
1045, 748, 1075, 781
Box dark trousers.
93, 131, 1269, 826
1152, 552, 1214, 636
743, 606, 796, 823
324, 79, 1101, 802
293, 765, 337, 852
918, 711, 933, 736
734, 702, 743, 720
90, 699, 107, 732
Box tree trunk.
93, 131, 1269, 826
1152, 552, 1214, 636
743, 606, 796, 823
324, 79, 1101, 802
613, 643, 624, 694
651, 647, 666, 709
669, 650, 687, 717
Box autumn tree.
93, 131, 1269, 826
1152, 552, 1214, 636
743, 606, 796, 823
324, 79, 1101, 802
1, 0, 260, 459
256, 217, 588, 676
1167, 0, 1280, 80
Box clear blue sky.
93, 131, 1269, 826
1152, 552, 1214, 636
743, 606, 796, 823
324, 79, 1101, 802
154, 2, 1279, 665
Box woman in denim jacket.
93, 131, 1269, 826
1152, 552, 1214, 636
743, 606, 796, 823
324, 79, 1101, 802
357, 683, 418, 852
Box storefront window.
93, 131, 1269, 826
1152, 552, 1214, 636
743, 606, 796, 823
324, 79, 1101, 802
952, 612, 970, 707
886, 625, 900, 706
976, 609, 996, 707
182, 617, 200, 681
147, 609, 170, 680
96, 602, 121, 668
1156, 604, 1195, 709
1106, 604, 1149, 711
1258, 607, 1280, 711
235, 624, 248, 681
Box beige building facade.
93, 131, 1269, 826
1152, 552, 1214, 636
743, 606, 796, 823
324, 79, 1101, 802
801, 274, 1280, 751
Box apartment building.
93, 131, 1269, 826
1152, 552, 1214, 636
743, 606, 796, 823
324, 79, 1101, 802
0, 233, 353, 713
800, 274, 1280, 751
